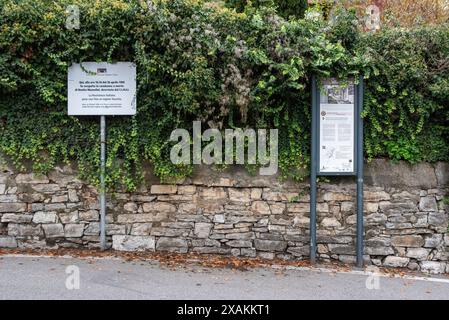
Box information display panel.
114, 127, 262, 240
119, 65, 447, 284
68, 62, 136, 116
318, 79, 356, 175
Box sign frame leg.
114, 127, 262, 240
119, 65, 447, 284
310, 75, 318, 264
356, 77, 364, 268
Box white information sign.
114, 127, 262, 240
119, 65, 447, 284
68, 62, 136, 115
319, 80, 355, 173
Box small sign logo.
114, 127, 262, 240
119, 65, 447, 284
97, 68, 107, 74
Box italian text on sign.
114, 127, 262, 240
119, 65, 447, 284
68, 62, 136, 116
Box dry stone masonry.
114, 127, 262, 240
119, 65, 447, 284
0, 159, 448, 274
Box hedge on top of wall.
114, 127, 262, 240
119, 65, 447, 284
223, 0, 309, 18
0, 0, 448, 190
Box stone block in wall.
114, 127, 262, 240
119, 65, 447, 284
269, 203, 286, 215
194, 222, 213, 238
156, 237, 188, 253
419, 196, 438, 212
379, 201, 417, 215
363, 190, 391, 202
112, 235, 155, 251
435, 162, 449, 187
44, 203, 66, 212
0, 194, 18, 202
287, 246, 309, 257
106, 224, 126, 235
254, 239, 287, 252
391, 235, 424, 247
424, 234, 443, 248
130, 195, 156, 202
259, 233, 284, 241
199, 187, 227, 200
213, 214, 225, 223
292, 216, 310, 228
192, 247, 232, 255
345, 214, 356, 225
391, 191, 420, 203
123, 202, 138, 212
228, 188, 251, 203
0, 235, 17, 248
142, 202, 176, 214
323, 192, 352, 202
178, 186, 197, 195
178, 203, 198, 214
365, 246, 394, 256
365, 237, 390, 247
251, 201, 271, 215
225, 232, 254, 240
365, 213, 387, 226
321, 217, 341, 228
340, 202, 354, 212
177, 214, 211, 223
225, 240, 253, 248
262, 189, 287, 202
250, 188, 262, 200
59, 211, 79, 224
383, 256, 410, 268
241, 248, 257, 257
15, 173, 49, 184
117, 213, 168, 223
328, 244, 356, 255
287, 203, 309, 213
420, 261, 447, 274
31, 184, 60, 193
428, 212, 448, 229
32, 212, 58, 224
158, 194, 196, 202
269, 215, 292, 226
68, 189, 79, 202
0, 202, 26, 213
64, 224, 84, 238
51, 195, 68, 203
42, 224, 64, 238
8, 224, 42, 237
365, 159, 437, 189
79, 210, 99, 222
1, 214, 33, 223
150, 227, 190, 237
201, 202, 225, 214
150, 185, 177, 194
406, 248, 431, 261
84, 223, 99, 236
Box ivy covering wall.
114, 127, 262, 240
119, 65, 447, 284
0, 0, 448, 190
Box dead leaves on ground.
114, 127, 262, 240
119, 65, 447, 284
0, 248, 447, 279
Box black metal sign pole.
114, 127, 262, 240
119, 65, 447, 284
310, 75, 318, 264
356, 76, 365, 268
100, 115, 106, 250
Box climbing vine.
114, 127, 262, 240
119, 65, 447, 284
0, 0, 448, 190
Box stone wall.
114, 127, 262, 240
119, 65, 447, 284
0, 159, 448, 274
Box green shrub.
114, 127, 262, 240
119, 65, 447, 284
224, 0, 308, 18
0, 0, 448, 190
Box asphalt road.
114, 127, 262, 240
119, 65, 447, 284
0, 255, 448, 300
